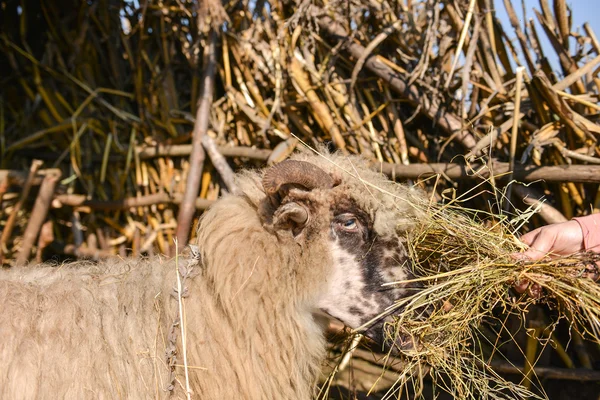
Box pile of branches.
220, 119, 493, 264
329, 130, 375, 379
1, 0, 600, 398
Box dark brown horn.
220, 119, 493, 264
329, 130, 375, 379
262, 160, 334, 195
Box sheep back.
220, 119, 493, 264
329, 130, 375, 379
0, 258, 178, 399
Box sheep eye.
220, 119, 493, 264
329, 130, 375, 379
336, 215, 359, 232
343, 219, 357, 230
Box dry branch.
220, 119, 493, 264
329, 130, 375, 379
513, 184, 567, 225
380, 162, 600, 183
490, 362, 600, 382
137, 144, 273, 160
15, 169, 61, 265
317, 14, 477, 150
201, 134, 239, 195
54, 192, 213, 211
176, 30, 217, 247
0, 160, 43, 262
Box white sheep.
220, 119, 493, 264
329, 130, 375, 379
0, 151, 425, 399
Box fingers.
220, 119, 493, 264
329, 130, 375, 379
519, 247, 550, 261
519, 228, 541, 246
512, 228, 547, 261
512, 277, 543, 298
527, 282, 543, 299
513, 279, 529, 293
510, 220, 588, 300
511, 228, 547, 296
514, 226, 556, 261
582, 264, 600, 281
510, 244, 548, 262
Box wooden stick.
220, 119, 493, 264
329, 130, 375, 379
14, 144, 274, 163
513, 185, 567, 225
175, 30, 216, 247
502, 0, 536, 73
379, 162, 600, 183
54, 192, 214, 211
140, 144, 272, 161
0, 160, 43, 262
444, 0, 476, 89
504, 66, 526, 212
15, 169, 62, 265
552, 54, 600, 92
6, 157, 600, 195
489, 362, 600, 381
201, 133, 239, 195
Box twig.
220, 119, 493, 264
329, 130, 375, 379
0, 160, 43, 262
460, 16, 481, 118
290, 56, 347, 152
552, 54, 600, 91
504, 66, 526, 212
201, 133, 239, 195
534, 8, 586, 94
174, 240, 192, 400
444, 0, 476, 89
350, 19, 404, 103
512, 185, 567, 225
554, 0, 570, 52
15, 168, 62, 265
54, 192, 214, 211
5, 122, 73, 153
317, 14, 477, 150
176, 30, 217, 247
554, 142, 600, 164
502, 0, 536, 73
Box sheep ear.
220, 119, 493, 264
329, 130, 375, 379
273, 202, 309, 235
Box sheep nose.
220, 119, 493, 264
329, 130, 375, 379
364, 318, 419, 356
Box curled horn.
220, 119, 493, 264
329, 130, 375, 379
262, 160, 335, 196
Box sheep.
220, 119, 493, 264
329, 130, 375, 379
0, 150, 425, 399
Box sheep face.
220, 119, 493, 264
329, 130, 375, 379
318, 192, 416, 353
321, 195, 411, 333
262, 159, 417, 351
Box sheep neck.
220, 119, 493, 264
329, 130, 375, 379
179, 195, 331, 399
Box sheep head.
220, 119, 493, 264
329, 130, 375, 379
261, 157, 420, 353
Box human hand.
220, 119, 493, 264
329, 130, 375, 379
514, 220, 585, 262
512, 220, 585, 296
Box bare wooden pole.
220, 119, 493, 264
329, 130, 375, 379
0, 160, 43, 263
201, 134, 239, 195
15, 169, 62, 265
379, 162, 600, 183
54, 192, 213, 211
175, 30, 217, 247
490, 361, 600, 381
